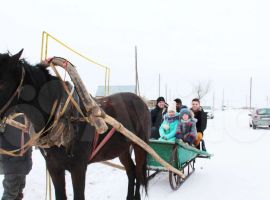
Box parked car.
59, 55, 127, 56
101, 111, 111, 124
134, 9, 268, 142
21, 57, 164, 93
249, 108, 270, 129
202, 106, 214, 119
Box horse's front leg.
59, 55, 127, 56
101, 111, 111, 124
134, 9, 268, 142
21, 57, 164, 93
70, 163, 87, 200
47, 164, 67, 200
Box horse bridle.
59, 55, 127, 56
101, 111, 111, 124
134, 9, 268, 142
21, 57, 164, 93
0, 66, 25, 118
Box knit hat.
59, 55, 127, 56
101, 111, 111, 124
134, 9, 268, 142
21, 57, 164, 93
167, 101, 176, 113
179, 108, 192, 119
156, 96, 165, 105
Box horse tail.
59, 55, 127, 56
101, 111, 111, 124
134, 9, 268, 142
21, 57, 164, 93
133, 144, 148, 196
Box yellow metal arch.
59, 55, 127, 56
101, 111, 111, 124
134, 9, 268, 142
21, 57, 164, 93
40, 31, 110, 95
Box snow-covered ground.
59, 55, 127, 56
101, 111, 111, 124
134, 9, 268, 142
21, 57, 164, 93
1, 109, 270, 200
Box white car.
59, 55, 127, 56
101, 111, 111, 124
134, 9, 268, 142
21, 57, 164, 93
202, 106, 214, 119
249, 108, 270, 129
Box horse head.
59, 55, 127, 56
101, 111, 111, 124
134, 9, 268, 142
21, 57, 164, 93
0, 49, 24, 118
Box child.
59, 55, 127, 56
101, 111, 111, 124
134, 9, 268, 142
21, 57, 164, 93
158, 102, 179, 141
176, 108, 197, 145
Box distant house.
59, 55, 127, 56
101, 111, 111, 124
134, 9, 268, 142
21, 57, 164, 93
95, 85, 136, 97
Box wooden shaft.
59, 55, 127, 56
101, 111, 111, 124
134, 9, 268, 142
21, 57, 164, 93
50, 57, 108, 134
104, 115, 185, 179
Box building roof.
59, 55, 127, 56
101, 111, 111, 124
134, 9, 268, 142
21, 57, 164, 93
96, 85, 136, 96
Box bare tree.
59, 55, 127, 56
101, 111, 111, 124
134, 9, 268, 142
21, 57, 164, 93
192, 80, 211, 100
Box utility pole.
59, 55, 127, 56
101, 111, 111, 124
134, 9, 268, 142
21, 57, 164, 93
222, 89, 224, 111
134, 46, 140, 96
158, 74, 161, 97
246, 95, 248, 109
165, 84, 168, 102
213, 92, 215, 110
250, 77, 252, 109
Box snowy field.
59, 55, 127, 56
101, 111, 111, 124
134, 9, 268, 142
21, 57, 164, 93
1, 109, 270, 200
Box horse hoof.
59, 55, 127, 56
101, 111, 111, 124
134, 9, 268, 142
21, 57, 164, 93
134, 195, 141, 200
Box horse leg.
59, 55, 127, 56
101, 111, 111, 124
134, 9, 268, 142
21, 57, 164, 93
119, 151, 136, 200
70, 163, 87, 200
47, 165, 67, 200
133, 145, 148, 200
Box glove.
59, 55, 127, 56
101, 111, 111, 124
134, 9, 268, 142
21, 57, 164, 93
162, 124, 169, 130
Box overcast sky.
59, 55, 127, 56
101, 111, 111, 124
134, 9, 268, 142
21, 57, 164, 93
1, 0, 270, 108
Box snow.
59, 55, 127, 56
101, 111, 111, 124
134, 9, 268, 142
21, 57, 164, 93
1, 109, 270, 199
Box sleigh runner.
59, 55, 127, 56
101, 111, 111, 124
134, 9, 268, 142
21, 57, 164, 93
147, 139, 211, 190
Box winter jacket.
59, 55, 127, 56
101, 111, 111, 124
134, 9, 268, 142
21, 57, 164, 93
176, 105, 188, 113
150, 106, 167, 139
191, 107, 207, 134
159, 113, 179, 141
176, 119, 197, 144
0, 115, 32, 175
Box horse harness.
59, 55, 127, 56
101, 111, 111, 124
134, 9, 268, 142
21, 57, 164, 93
0, 63, 116, 161
0, 66, 25, 132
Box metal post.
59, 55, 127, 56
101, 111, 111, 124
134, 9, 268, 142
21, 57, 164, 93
40, 31, 45, 62
107, 68, 110, 95
45, 33, 49, 59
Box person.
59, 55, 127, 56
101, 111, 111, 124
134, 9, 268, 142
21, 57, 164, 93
190, 98, 207, 151
174, 98, 188, 113
175, 108, 197, 145
150, 97, 167, 139
0, 115, 32, 200
158, 102, 179, 141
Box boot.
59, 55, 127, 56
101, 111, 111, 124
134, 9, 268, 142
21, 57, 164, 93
15, 192, 23, 200
201, 140, 207, 151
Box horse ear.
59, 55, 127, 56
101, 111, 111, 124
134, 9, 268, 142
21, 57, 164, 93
12, 49, 24, 61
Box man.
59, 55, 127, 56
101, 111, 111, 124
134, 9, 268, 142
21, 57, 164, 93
174, 98, 188, 112
150, 97, 167, 139
190, 98, 207, 151
0, 115, 32, 200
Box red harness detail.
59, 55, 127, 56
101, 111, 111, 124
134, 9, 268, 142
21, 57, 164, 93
88, 128, 116, 161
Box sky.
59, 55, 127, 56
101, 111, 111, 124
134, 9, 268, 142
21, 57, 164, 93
1, 0, 270, 108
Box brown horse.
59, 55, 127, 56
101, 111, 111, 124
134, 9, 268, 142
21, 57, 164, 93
0, 50, 150, 200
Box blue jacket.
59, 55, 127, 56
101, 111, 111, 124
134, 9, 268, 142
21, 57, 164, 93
159, 113, 179, 141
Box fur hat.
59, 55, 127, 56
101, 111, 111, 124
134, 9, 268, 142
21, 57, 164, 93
167, 101, 176, 113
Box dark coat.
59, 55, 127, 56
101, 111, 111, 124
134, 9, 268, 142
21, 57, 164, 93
0, 116, 32, 175
176, 105, 188, 113
191, 107, 207, 134
150, 106, 167, 139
